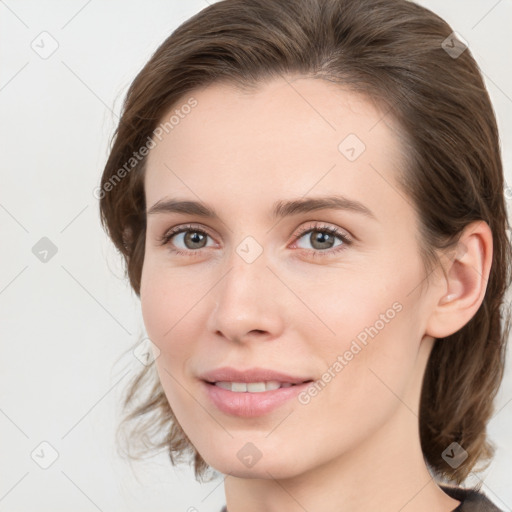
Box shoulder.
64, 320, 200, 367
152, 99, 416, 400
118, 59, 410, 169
439, 483, 504, 512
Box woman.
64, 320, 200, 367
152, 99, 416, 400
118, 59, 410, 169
99, 0, 511, 510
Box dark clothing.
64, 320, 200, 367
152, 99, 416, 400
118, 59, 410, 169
440, 484, 503, 511
219, 484, 503, 511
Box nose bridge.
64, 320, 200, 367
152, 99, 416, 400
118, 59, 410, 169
207, 241, 284, 341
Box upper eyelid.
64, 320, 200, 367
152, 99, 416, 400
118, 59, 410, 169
162, 223, 215, 240
295, 224, 352, 239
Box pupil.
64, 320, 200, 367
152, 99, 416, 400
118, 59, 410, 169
312, 231, 334, 249
186, 231, 206, 248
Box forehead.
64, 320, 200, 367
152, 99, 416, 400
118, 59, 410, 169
144, 76, 409, 223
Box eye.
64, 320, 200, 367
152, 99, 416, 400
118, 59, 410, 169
157, 222, 353, 257
291, 223, 352, 256
157, 224, 216, 256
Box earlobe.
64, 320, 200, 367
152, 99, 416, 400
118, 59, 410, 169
425, 220, 493, 339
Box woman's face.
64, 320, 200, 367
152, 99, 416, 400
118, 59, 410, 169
141, 76, 442, 478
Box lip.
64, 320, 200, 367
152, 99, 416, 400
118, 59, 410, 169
201, 380, 313, 417
198, 366, 314, 418
199, 366, 312, 384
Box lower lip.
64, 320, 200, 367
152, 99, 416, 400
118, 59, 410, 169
202, 381, 312, 417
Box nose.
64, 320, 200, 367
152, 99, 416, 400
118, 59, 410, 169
206, 248, 286, 344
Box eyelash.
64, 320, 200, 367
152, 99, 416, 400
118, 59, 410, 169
157, 222, 353, 258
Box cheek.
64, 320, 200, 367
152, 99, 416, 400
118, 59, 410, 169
140, 265, 196, 412
140, 261, 206, 371
298, 253, 423, 398
140, 260, 185, 352
295, 301, 419, 458
290, 262, 402, 347
140, 273, 168, 343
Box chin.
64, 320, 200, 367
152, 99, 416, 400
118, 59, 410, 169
203, 448, 309, 480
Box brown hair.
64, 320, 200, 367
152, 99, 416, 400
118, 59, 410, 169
99, 0, 512, 485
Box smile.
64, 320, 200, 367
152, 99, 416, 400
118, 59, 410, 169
202, 380, 313, 417
213, 381, 297, 392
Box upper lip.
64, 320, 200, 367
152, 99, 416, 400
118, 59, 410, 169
200, 367, 313, 384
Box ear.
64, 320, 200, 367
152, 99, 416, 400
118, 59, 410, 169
425, 220, 493, 339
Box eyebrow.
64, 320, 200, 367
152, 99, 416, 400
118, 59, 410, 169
147, 195, 377, 221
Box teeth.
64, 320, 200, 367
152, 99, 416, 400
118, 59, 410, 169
247, 382, 266, 392
214, 381, 295, 392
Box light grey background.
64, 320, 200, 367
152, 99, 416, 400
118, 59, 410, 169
1, 1, 511, 511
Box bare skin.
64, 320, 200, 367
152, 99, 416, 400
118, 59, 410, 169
140, 75, 492, 512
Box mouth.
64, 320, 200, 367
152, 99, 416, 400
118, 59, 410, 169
204, 380, 314, 392
201, 378, 315, 417
199, 366, 314, 387
198, 367, 315, 416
